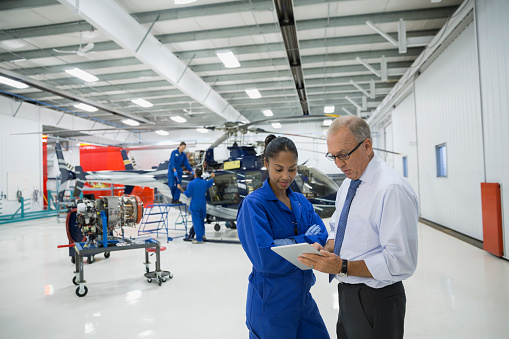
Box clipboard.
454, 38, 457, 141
271, 243, 322, 270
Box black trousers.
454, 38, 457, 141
336, 281, 406, 339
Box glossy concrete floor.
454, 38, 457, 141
0, 212, 508, 339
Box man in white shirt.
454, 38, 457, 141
298, 116, 418, 339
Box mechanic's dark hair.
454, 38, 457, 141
263, 134, 298, 163
195, 167, 203, 177
180, 141, 186, 146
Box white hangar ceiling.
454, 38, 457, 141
0, 0, 463, 142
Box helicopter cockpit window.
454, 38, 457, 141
209, 173, 239, 205
238, 171, 263, 195
294, 165, 339, 199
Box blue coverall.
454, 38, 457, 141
237, 179, 330, 339
182, 177, 214, 242
167, 148, 192, 201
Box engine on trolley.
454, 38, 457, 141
76, 195, 143, 241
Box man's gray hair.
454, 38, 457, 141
327, 116, 372, 142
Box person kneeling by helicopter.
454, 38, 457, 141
177, 168, 215, 244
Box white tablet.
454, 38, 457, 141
271, 243, 322, 270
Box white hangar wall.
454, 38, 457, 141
475, 0, 509, 259
371, 0, 509, 259
414, 22, 484, 240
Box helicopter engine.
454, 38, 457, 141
76, 195, 143, 240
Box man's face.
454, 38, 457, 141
326, 126, 372, 180
178, 144, 186, 153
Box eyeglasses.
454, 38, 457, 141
325, 139, 366, 162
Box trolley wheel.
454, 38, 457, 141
87, 256, 94, 264
231, 221, 236, 229
104, 252, 110, 259
76, 285, 88, 297
71, 256, 76, 264
169, 272, 174, 279
214, 223, 220, 231
147, 278, 152, 283
158, 278, 162, 286
72, 276, 79, 286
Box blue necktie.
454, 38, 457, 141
329, 179, 361, 282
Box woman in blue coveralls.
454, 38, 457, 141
168, 141, 193, 204
237, 135, 330, 339
177, 167, 215, 244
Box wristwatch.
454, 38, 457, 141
338, 259, 348, 278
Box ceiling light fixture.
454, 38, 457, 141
122, 119, 140, 126
323, 119, 333, 126
262, 109, 273, 117
324, 105, 335, 113
0, 75, 29, 89
131, 98, 153, 107
74, 103, 98, 112
216, 50, 240, 68
171, 116, 187, 123
156, 130, 169, 136
65, 68, 99, 82
174, 0, 197, 4
245, 89, 262, 99
196, 128, 209, 134
272, 123, 282, 129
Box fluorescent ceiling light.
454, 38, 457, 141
1, 40, 26, 50
323, 119, 333, 126
245, 89, 262, 99
156, 130, 169, 136
324, 106, 335, 113
122, 119, 140, 126
171, 116, 187, 123
174, 0, 197, 4
262, 109, 273, 117
272, 123, 282, 129
216, 50, 240, 68
65, 68, 98, 82
131, 98, 153, 108
74, 103, 98, 112
196, 128, 209, 134
0, 75, 29, 89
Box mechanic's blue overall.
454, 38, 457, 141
237, 179, 330, 339
182, 177, 214, 242
167, 148, 192, 201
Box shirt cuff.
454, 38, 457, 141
364, 253, 392, 282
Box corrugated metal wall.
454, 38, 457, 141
391, 93, 419, 201
475, 0, 509, 258
414, 22, 484, 240
0, 98, 42, 214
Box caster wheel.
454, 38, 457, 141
214, 223, 220, 231
158, 278, 162, 286
72, 276, 79, 286
87, 256, 94, 264
169, 273, 174, 279
71, 256, 76, 264
147, 278, 152, 283
75, 285, 88, 297
104, 252, 110, 259
231, 221, 236, 229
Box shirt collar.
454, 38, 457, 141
262, 178, 294, 201
359, 153, 382, 185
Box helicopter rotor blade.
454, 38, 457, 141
209, 132, 230, 149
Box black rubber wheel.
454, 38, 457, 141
147, 278, 152, 283
231, 221, 236, 229
71, 256, 76, 264
75, 285, 88, 297
104, 252, 110, 258
72, 276, 79, 286
158, 278, 162, 286
87, 256, 94, 264
214, 223, 220, 231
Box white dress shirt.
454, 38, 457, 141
328, 154, 419, 288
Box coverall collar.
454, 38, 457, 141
261, 178, 294, 201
